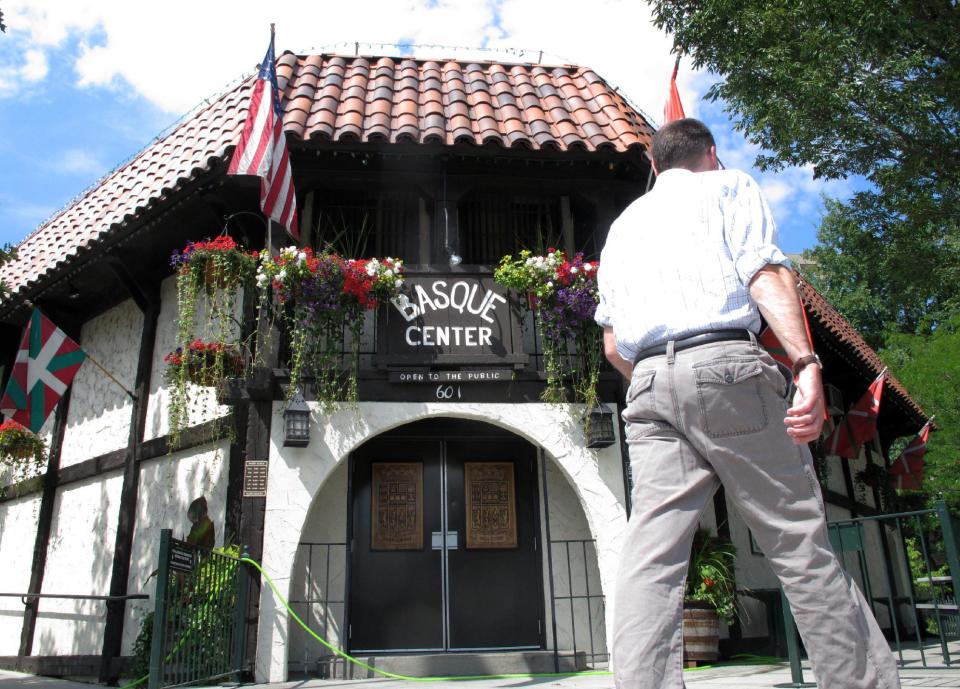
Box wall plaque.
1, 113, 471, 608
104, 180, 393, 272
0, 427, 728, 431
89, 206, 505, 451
243, 460, 269, 498
465, 462, 517, 549
371, 462, 423, 550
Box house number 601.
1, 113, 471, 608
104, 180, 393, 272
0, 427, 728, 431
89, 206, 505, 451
435, 385, 462, 400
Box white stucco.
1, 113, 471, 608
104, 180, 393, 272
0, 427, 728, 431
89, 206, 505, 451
144, 275, 237, 441
60, 299, 143, 467
121, 441, 229, 654
0, 493, 41, 654
32, 470, 123, 655
255, 401, 627, 682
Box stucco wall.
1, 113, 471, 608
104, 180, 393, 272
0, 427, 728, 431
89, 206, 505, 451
32, 470, 123, 655
288, 461, 348, 673
120, 441, 230, 654
256, 401, 627, 682
0, 493, 41, 654
60, 299, 143, 467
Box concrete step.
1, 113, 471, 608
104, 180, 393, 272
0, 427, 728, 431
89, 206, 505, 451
312, 650, 587, 679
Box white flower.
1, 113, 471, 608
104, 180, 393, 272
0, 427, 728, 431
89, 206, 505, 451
297, 251, 307, 263
570, 266, 579, 274
396, 278, 405, 287
584, 263, 593, 271
546, 281, 553, 288
277, 269, 287, 281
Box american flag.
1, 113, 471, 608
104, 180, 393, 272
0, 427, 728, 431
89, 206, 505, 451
228, 28, 299, 240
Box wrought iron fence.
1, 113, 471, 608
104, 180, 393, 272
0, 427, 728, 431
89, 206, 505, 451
779, 500, 960, 683
288, 541, 347, 677
147, 529, 249, 689
547, 538, 608, 670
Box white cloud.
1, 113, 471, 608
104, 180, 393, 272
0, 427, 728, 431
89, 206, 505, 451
56, 149, 105, 177
21, 50, 49, 81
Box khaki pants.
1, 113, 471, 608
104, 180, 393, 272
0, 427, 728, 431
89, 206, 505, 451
614, 335, 900, 689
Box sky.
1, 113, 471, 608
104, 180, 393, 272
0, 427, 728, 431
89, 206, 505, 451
0, 0, 860, 254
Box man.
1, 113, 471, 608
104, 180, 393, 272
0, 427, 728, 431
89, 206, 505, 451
595, 118, 899, 689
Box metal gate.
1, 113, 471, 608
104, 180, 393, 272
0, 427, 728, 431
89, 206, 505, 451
147, 529, 249, 689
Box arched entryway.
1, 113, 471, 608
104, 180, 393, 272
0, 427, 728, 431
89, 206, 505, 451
348, 418, 544, 653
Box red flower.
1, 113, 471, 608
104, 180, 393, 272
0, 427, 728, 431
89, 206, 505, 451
703, 577, 715, 588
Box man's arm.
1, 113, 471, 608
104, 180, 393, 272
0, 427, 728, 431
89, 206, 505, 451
603, 326, 634, 381
749, 264, 825, 444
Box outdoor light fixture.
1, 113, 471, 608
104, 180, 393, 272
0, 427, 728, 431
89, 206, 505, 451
585, 403, 617, 448
448, 252, 462, 267
283, 387, 311, 447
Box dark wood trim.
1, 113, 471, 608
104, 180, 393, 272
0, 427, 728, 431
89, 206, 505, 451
1, 654, 131, 679
823, 488, 880, 517
839, 453, 859, 517
0, 418, 230, 503
17, 388, 73, 663
99, 296, 160, 683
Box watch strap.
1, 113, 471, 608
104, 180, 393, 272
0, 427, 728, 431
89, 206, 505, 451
792, 353, 822, 378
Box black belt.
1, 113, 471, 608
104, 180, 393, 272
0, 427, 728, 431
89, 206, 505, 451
633, 329, 753, 365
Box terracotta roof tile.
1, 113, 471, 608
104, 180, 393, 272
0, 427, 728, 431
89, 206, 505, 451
1, 53, 654, 300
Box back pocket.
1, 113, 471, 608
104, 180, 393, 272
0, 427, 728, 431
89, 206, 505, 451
694, 357, 768, 438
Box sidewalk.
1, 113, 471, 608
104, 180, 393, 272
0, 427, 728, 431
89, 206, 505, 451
3, 662, 960, 689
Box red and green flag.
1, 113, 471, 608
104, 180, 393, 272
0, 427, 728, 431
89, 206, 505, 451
1, 309, 86, 432
889, 419, 932, 490
663, 57, 686, 124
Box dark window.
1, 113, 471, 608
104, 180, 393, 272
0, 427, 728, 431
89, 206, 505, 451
305, 189, 417, 259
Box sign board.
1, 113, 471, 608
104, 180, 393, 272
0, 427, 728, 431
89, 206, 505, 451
379, 272, 526, 366
243, 460, 269, 498
169, 540, 196, 573
388, 369, 512, 384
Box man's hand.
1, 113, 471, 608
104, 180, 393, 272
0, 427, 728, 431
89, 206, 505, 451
784, 363, 826, 444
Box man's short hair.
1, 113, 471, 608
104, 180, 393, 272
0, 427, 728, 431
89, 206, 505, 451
651, 118, 716, 172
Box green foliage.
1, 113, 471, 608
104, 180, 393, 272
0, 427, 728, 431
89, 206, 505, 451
128, 611, 154, 681
906, 537, 950, 634
686, 528, 739, 625
880, 317, 960, 509
650, 0, 960, 349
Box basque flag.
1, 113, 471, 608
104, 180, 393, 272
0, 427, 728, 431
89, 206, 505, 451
228, 27, 299, 240
664, 57, 686, 124
0, 310, 86, 432
889, 421, 932, 490
826, 369, 886, 458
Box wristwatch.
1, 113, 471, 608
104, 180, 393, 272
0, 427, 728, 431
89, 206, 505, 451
792, 353, 822, 378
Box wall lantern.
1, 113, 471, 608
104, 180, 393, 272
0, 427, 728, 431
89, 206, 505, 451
283, 387, 311, 447
584, 403, 617, 448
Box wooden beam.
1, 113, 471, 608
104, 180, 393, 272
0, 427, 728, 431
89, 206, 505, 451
99, 295, 160, 683
17, 388, 72, 663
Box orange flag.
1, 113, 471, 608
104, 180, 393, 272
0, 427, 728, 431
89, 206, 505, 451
664, 57, 685, 123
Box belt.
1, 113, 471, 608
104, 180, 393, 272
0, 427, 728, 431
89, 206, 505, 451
633, 329, 753, 365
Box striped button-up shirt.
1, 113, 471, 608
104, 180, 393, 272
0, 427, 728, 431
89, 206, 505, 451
595, 168, 789, 363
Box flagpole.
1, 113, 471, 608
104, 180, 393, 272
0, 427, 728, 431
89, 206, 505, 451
84, 352, 137, 401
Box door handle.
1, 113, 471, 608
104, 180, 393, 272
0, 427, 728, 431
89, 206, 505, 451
431, 531, 459, 550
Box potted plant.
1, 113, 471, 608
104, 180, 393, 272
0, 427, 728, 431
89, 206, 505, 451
256, 247, 404, 410
0, 419, 47, 484
494, 249, 603, 416
683, 528, 738, 665
166, 234, 257, 446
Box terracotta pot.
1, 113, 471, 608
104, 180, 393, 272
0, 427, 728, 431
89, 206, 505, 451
682, 601, 720, 664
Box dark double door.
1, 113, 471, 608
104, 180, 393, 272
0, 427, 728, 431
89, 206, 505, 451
348, 422, 543, 653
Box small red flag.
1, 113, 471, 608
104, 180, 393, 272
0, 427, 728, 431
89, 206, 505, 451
228, 27, 299, 240
664, 57, 685, 124
826, 370, 885, 458
889, 421, 931, 490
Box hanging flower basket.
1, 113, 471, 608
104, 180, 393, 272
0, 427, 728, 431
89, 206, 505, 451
0, 420, 47, 476
170, 235, 258, 293
495, 248, 602, 413
164, 340, 245, 388
256, 248, 404, 410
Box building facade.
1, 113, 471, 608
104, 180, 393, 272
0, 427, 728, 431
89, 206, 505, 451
0, 53, 928, 682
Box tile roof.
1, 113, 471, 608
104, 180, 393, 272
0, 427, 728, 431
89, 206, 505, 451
799, 273, 928, 429
0, 54, 653, 301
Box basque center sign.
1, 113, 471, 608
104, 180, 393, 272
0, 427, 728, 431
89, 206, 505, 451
379, 272, 526, 365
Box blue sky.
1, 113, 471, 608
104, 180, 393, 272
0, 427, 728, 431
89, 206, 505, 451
0, 0, 858, 253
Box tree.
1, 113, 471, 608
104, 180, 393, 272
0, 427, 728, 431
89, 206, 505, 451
649, 0, 960, 340
881, 317, 960, 509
